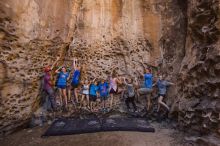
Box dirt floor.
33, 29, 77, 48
0, 122, 194, 146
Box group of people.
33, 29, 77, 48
42, 57, 174, 114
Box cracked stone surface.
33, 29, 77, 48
0, 0, 220, 145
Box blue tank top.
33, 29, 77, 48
89, 84, 99, 96
144, 73, 153, 89
71, 70, 80, 85
57, 72, 69, 86
99, 82, 109, 97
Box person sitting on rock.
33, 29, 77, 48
43, 56, 60, 111
156, 74, 174, 112
71, 58, 81, 105
109, 66, 123, 109
55, 66, 70, 110
89, 78, 99, 112
123, 77, 138, 112
137, 67, 154, 111
99, 79, 109, 112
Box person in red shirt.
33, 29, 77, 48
43, 57, 60, 111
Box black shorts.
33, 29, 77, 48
101, 96, 108, 101
158, 94, 166, 98
71, 83, 79, 88
89, 95, 97, 102
110, 88, 118, 94
125, 95, 135, 102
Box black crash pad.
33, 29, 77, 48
43, 118, 155, 137
102, 118, 154, 132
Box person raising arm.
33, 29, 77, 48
43, 56, 60, 111
55, 66, 69, 110
70, 58, 81, 105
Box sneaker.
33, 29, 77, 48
53, 108, 58, 112
71, 100, 75, 105
105, 108, 110, 112
101, 108, 105, 113
62, 107, 68, 112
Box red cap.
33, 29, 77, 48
44, 66, 51, 72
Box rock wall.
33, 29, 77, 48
69, 0, 164, 79
0, 0, 76, 135
0, 0, 172, 135
167, 0, 220, 144
0, 0, 220, 144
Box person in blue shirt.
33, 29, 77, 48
55, 66, 69, 108
70, 58, 81, 104
89, 78, 99, 112
156, 75, 174, 112
98, 79, 109, 112
137, 67, 153, 111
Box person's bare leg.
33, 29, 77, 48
90, 102, 93, 111
81, 94, 85, 107
86, 95, 90, 108
147, 96, 151, 111
157, 101, 161, 112
95, 101, 98, 111
54, 89, 58, 106
120, 89, 125, 99
62, 89, 68, 107
92, 102, 95, 112
58, 89, 63, 106
67, 87, 71, 102
137, 89, 141, 101
110, 94, 113, 109
116, 89, 123, 106
104, 100, 106, 109
102, 100, 104, 109
158, 96, 169, 111
74, 88, 79, 103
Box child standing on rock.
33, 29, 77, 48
55, 66, 70, 110
89, 78, 99, 112
123, 77, 138, 112
71, 58, 81, 105
109, 66, 123, 109
99, 79, 109, 112
81, 80, 90, 109
156, 75, 174, 112
43, 57, 60, 111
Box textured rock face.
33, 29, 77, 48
0, 0, 74, 135
164, 0, 220, 144
172, 0, 220, 141
68, 0, 164, 79
0, 0, 220, 143
0, 0, 167, 135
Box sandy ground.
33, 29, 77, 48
0, 123, 191, 146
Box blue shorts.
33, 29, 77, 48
57, 85, 66, 89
